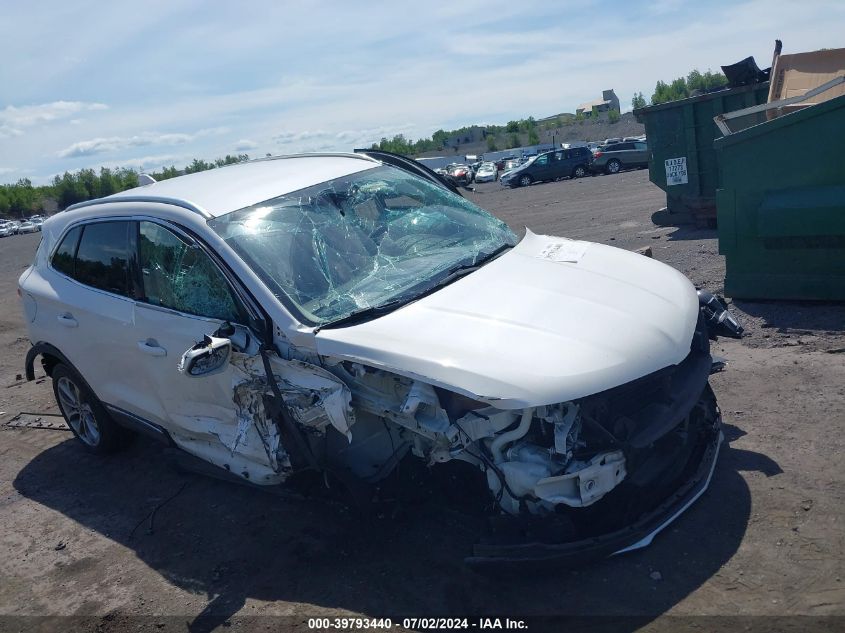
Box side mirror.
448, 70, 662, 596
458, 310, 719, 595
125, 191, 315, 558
178, 335, 231, 377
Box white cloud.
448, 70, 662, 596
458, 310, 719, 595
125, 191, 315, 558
0, 124, 23, 139
0, 167, 16, 175
273, 130, 330, 145
57, 127, 228, 158
233, 139, 258, 150
0, 101, 108, 137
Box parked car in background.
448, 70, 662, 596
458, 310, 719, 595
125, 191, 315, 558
447, 163, 473, 186
502, 159, 521, 172
473, 162, 498, 183
17, 220, 39, 234
0, 222, 16, 237
500, 147, 593, 188
19, 151, 736, 565
31, 218, 44, 231
591, 141, 649, 175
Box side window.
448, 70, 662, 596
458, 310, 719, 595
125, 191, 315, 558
535, 154, 549, 166
138, 221, 240, 322
52, 226, 82, 277
635, 142, 648, 150
74, 222, 132, 296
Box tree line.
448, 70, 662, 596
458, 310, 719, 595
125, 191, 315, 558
632, 68, 729, 109
0, 154, 249, 219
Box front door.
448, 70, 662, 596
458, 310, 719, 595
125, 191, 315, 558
129, 220, 282, 483
531, 153, 553, 181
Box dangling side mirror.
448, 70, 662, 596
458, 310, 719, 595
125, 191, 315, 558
178, 335, 232, 377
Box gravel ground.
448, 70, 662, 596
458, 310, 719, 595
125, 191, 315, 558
0, 169, 843, 633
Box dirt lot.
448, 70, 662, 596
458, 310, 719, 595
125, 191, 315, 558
1, 169, 843, 632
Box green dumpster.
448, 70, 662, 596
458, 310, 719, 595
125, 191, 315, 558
714, 93, 845, 300
634, 83, 770, 225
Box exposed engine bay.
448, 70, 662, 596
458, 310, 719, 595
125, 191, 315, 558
171, 308, 723, 560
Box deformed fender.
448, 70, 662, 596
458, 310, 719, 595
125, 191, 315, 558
230, 352, 355, 442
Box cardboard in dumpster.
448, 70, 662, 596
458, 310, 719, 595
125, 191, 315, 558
768, 47, 845, 113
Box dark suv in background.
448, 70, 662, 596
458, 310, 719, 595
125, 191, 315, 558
591, 141, 649, 174
500, 147, 593, 187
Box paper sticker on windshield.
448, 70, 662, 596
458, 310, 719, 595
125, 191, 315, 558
537, 240, 589, 263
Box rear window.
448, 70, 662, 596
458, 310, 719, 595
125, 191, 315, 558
51, 226, 81, 277
74, 222, 132, 296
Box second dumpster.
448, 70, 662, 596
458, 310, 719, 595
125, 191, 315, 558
634, 82, 770, 226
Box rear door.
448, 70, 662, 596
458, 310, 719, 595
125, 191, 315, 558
35, 220, 138, 412
616, 142, 636, 165
633, 141, 649, 165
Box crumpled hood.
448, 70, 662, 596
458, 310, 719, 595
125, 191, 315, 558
315, 230, 700, 408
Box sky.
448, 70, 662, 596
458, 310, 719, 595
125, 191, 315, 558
1, 0, 843, 185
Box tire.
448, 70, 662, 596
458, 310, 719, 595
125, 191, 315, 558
52, 364, 128, 454
572, 165, 587, 179
518, 174, 533, 187
605, 159, 621, 175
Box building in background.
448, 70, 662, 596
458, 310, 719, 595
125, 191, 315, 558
576, 89, 620, 115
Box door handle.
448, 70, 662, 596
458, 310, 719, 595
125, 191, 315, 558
57, 314, 78, 328
137, 339, 167, 357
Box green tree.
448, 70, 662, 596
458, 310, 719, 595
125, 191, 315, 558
607, 109, 621, 123
486, 135, 498, 151
507, 133, 520, 149
632, 92, 647, 110
527, 128, 540, 145
650, 68, 728, 104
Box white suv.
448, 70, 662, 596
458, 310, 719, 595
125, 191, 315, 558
19, 152, 734, 566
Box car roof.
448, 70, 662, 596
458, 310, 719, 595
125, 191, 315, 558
80, 153, 380, 218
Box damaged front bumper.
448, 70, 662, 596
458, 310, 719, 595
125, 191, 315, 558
466, 403, 723, 568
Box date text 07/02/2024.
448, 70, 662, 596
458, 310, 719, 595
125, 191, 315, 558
307, 617, 528, 630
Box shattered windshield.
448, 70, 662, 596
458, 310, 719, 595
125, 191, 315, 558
209, 165, 517, 325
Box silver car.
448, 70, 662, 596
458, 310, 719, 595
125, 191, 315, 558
17, 220, 39, 234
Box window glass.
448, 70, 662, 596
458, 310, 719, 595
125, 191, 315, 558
139, 221, 240, 322
52, 226, 82, 277
635, 142, 648, 150
535, 155, 549, 166
209, 164, 516, 325
74, 222, 131, 296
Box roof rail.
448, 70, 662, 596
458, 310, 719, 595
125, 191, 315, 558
245, 151, 380, 165
64, 195, 212, 218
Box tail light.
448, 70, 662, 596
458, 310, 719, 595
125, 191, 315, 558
593, 151, 602, 158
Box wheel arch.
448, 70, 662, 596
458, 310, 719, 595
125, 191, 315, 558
25, 342, 84, 385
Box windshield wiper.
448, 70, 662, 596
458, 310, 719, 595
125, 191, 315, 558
315, 297, 413, 331
317, 243, 514, 331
